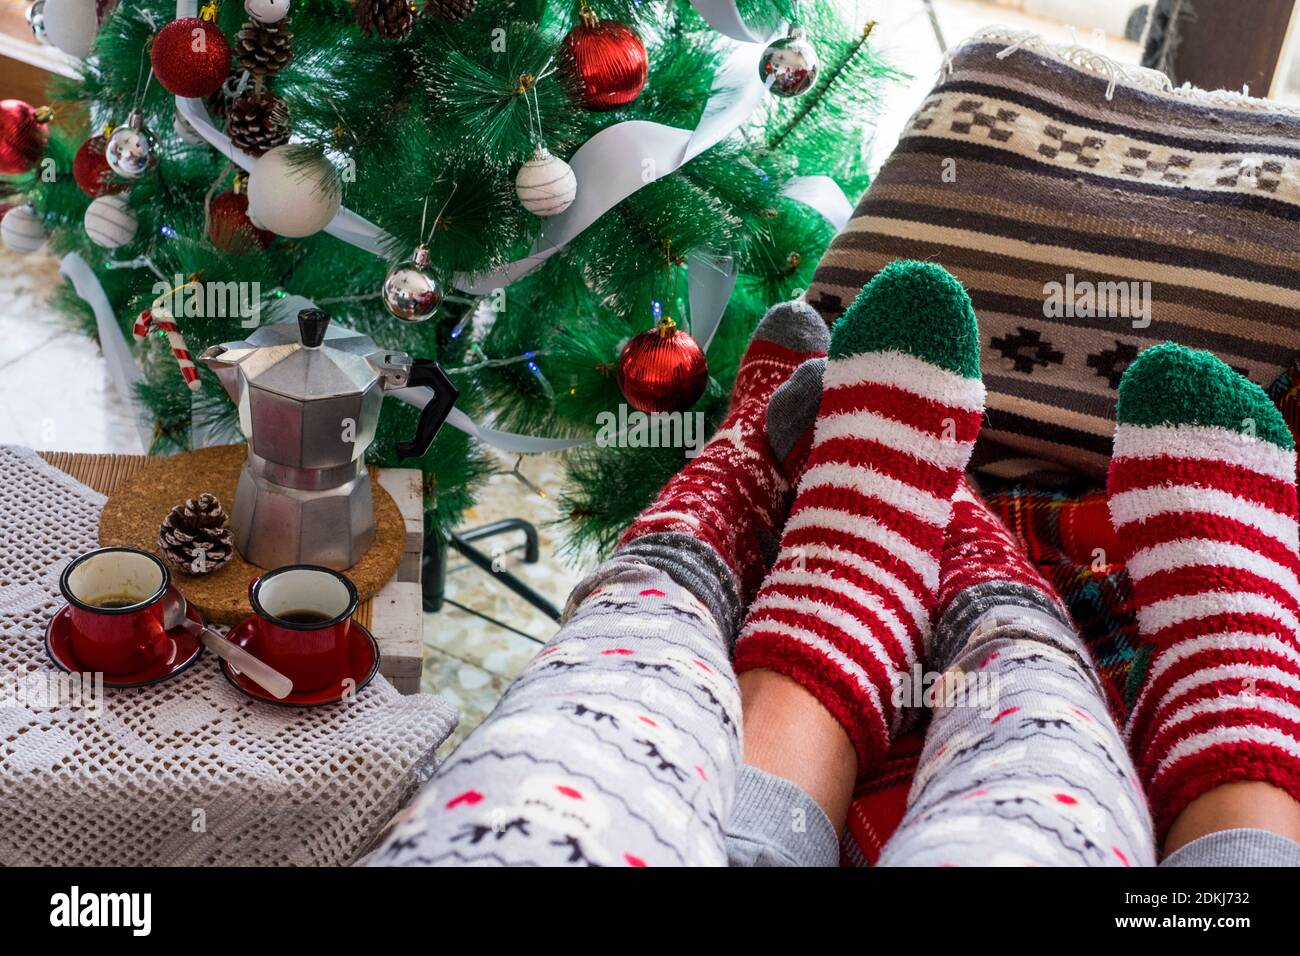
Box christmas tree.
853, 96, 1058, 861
4, 0, 897, 557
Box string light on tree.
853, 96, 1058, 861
151, 6, 232, 99
617, 302, 709, 414
562, 2, 648, 111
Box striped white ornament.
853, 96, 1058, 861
1, 204, 46, 253
515, 146, 577, 217
84, 193, 138, 249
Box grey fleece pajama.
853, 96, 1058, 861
370, 515, 1300, 868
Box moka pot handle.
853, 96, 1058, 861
395, 359, 459, 460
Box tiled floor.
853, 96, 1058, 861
422, 454, 589, 756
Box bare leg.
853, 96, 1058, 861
1165, 782, 1300, 855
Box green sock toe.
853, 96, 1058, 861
829, 260, 981, 379
1117, 341, 1293, 449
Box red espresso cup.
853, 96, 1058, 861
59, 547, 171, 675
246, 565, 359, 692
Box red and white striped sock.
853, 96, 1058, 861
617, 301, 828, 635
1109, 342, 1300, 838
734, 261, 986, 767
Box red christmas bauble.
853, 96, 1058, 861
562, 16, 647, 111
617, 317, 709, 414
73, 134, 124, 197
0, 99, 50, 175
209, 189, 274, 252
151, 18, 231, 98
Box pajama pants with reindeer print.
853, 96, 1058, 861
368, 554, 1300, 868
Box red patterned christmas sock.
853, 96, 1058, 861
617, 301, 828, 640
733, 261, 986, 767
928, 479, 1075, 669
1109, 342, 1300, 839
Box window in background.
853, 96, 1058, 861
856, 0, 1146, 172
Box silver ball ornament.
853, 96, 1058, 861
759, 24, 820, 97
26, 1, 48, 43
382, 245, 443, 322
105, 112, 157, 180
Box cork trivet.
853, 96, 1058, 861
96, 444, 403, 625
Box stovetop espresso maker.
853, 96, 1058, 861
201, 309, 457, 570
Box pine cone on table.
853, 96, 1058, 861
227, 90, 290, 156
159, 494, 235, 575
427, 0, 476, 21
356, 0, 415, 38
235, 18, 294, 77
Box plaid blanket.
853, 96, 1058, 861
843, 357, 1300, 865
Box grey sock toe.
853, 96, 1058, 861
753, 300, 830, 355
766, 357, 825, 463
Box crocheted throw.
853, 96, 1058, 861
0, 446, 457, 866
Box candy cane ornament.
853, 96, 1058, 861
134, 306, 201, 391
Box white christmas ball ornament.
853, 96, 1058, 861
515, 146, 577, 217
244, 0, 290, 24
1, 204, 46, 253
84, 194, 139, 249
246, 145, 341, 238
41, 0, 97, 59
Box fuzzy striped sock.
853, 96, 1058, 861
1109, 342, 1300, 838
733, 260, 986, 767
617, 301, 829, 640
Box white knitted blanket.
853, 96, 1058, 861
0, 446, 457, 865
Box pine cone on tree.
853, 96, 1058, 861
235, 18, 294, 77
427, 0, 476, 21
356, 0, 414, 38
159, 494, 235, 575
227, 89, 290, 156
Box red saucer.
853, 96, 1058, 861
220, 617, 380, 707
45, 588, 205, 688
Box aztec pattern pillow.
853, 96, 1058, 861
807, 30, 1300, 480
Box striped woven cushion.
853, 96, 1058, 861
807, 31, 1300, 481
